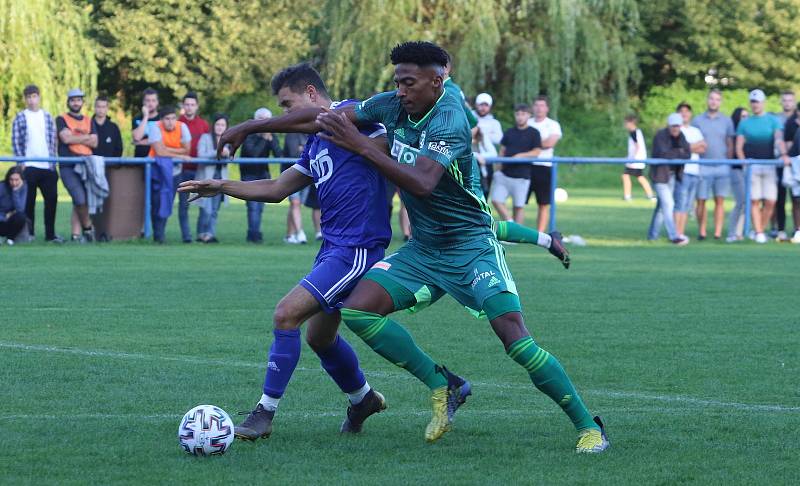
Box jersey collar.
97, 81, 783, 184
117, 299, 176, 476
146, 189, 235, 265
407, 90, 446, 129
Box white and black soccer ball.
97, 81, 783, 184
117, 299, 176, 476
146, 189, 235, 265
178, 405, 234, 456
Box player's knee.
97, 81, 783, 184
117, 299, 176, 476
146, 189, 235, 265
305, 330, 335, 352
490, 312, 530, 350
272, 303, 302, 330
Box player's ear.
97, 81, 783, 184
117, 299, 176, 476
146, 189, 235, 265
306, 85, 317, 103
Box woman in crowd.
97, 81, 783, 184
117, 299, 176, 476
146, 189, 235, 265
196, 113, 230, 243
0, 166, 28, 244
726, 107, 749, 242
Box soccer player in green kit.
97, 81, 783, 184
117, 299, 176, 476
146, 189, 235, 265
219, 41, 606, 453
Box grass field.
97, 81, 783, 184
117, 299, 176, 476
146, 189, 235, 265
2, 189, 798, 485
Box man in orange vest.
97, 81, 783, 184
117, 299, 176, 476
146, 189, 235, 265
146, 106, 191, 243
57, 88, 98, 242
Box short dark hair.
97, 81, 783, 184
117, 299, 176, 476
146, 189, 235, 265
159, 105, 177, 117
23, 85, 39, 97
676, 101, 692, 112
782, 89, 795, 97
142, 88, 158, 100
390, 41, 449, 68
624, 113, 638, 122
533, 95, 549, 106
514, 103, 531, 113
95, 95, 109, 104
183, 91, 198, 102
271, 62, 328, 97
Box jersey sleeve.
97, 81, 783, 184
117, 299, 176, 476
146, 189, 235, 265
354, 91, 397, 125
418, 108, 470, 168
291, 136, 313, 177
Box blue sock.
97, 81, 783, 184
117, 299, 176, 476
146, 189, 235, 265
315, 334, 366, 394
262, 329, 301, 399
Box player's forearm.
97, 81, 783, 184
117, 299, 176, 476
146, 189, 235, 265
220, 179, 286, 203
494, 220, 551, 248
243, 108, 323, 135
358, 143, 439, 197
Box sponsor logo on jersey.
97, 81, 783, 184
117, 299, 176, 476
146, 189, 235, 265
310, 148, 334, 187
394, 127, 405, 138
419, 130, 426, 147
427, 140, 452, 159
372, 261, 392, 271
391, 139, 419, 165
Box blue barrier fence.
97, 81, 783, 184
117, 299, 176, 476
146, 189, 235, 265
0, 155, 784, 239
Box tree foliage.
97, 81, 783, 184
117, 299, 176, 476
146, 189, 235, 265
0, 0, 98, 151
93, 0, 313, 106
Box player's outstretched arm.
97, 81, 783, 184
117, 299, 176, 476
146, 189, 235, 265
178, 168, 310, 203
217, 108, 325, 159
494, 220, 571, 269
316, 108, 444, 197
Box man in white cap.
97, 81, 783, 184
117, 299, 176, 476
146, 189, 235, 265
241, 107, 281, 243
647, 113, 690, 245
736, 89, 790, 243
473, 92, 503, 196
56, 88, 98, 242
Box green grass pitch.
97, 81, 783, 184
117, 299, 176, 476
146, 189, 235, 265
1, 189, 798, 485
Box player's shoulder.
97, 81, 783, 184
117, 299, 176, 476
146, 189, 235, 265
358, 91, 399, 110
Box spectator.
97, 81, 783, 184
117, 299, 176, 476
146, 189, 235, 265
474, 92, 503, 196
692, 89, 735, 240
621, 114, 655, 201
770, 90, 796, 240
304, 183, 322, 241
674, 102, 706, 239
282, 132, 308, 244
92, 96, 123, 157
11, 84, 62, 243
177, 92, 209, 243
385, 181, 411, 241
491, 104, 541, 224
240, 108, 281, 243
527, 95, 562, 232
56, 88, 98, 243
647, 113, 691, 245
786, 114, 800, 243
132, 88, 160, 158
196, 114, 230, 243
0, 166, 28, 243
727, 107, 749, 242
147, 106, 191, 243
736, 89, 790, 244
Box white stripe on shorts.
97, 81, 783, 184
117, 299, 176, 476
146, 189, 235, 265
323, 248, 367, 302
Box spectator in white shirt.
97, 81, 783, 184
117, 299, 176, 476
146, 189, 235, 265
473, 93, 503, 196
527, 95, 562, 232
621, 114, 655, 201
674, 102, 707, 239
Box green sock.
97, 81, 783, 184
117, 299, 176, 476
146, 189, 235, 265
494, 221, 550, 247
507, 336, 597, 431
341, 308, 447, 390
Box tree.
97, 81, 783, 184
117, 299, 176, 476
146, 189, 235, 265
0, 0, 98, 152
93, 0, 313, 109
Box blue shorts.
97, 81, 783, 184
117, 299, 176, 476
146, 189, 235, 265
674, 173, 699, 212
299, 241, 385, 313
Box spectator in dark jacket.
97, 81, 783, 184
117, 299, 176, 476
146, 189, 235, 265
92, 96, 123, 157
241, 108, 281, 243
0, 166, 28, 243
647, 113, 691, 245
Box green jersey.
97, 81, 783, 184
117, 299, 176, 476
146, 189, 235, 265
354, 90, 493, 248
444, 77, 478, 129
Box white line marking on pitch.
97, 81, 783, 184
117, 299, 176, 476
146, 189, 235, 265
2, 341, 799, 413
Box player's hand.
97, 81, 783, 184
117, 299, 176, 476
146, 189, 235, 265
177, 179, 223, 202
218, 124, 249, 159
548, 231, 570, 269
316, 108, 368, 154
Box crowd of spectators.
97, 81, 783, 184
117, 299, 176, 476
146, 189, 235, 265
5, 82, 798, 246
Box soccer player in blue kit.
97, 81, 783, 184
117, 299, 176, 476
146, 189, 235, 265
179, 63, 403, 440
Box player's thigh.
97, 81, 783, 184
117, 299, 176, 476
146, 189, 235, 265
305, 311, 342, 351
273, 285, 322, 330
346, 244, 445, 315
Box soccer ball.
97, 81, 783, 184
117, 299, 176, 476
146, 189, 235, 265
178, 405, 234, 456
554, 187, 568, 203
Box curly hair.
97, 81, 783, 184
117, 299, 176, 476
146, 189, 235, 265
390, 41, 449, 68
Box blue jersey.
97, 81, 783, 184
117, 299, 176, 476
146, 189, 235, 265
293, 100, 391, 249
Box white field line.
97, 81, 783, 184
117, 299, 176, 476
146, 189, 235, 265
2, 341, 799, 413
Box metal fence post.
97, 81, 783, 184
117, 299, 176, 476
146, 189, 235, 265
744, 163, 752, 237
549, 162, 558, 232
144, 160, 152, 239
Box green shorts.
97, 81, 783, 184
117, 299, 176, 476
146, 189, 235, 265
363, 237, 520, 320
